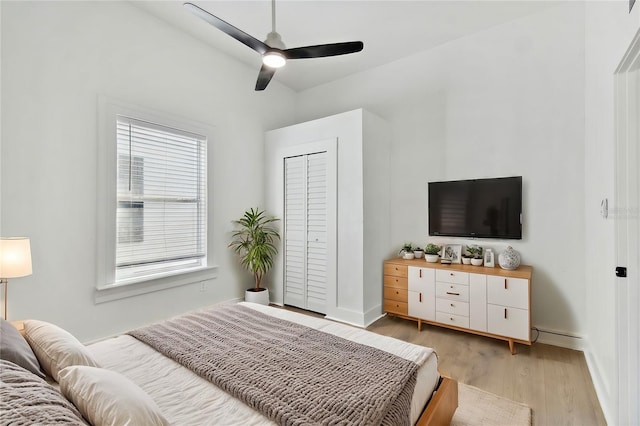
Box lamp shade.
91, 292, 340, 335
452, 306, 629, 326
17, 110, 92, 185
0, 238, 33, 278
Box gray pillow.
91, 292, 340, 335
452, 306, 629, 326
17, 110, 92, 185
0, 318, 45, 378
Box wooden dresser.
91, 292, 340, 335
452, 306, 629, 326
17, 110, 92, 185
383, 257, 533, 354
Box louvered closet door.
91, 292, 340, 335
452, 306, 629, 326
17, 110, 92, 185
284, 152, 327, 313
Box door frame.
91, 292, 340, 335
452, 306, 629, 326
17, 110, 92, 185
614, 27, 640, 426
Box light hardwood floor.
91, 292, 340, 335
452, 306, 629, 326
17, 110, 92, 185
366, 315, 606, 426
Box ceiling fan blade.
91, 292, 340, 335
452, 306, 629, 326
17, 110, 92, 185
255, 65, 277, 91
284, 41, 364, 59
184, 2, 269, 55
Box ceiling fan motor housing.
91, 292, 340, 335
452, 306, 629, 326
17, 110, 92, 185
264, 31, 286, 49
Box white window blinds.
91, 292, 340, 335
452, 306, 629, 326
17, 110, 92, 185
115, 115, 207, 282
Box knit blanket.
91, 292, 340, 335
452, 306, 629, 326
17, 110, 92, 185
128, 304, 419, 426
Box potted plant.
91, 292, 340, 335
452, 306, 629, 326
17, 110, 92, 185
229, 207, 280, 305
424, 243, 441, 263
467, 245, 484, 266
461, 252, 472, 265
399, 242, 414, 259
413, 245, 424, 259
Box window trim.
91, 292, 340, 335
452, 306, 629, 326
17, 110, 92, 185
96, 96, 217, 303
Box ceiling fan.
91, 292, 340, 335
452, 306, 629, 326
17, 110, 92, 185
184, 1, 364, 91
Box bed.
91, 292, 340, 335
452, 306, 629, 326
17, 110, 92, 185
0, 302, 457, 426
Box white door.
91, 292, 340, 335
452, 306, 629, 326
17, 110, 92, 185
614, 29, 640, 426
284, 152, 328, 313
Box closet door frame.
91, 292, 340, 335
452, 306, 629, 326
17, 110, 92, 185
275, 138, 337, 313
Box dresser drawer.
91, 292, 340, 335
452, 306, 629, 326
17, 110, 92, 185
384, 263, 408, 278
487, 276, 529, 309
384, 286, 408, 302
385, 300, 408, 316
487, 304, 529, 341
436, 282, 470, 302
436, 269, 469, 285
384, 275, 408, 289
436, 311, 470, 329
436, 298, 469, 317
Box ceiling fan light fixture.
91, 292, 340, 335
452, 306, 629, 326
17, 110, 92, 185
263, 51, 286, 68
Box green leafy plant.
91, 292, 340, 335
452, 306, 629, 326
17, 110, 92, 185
466, 245, 483, 259
424, 243, 441, 255
229, 208, 280, 290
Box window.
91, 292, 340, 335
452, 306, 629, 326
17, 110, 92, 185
96, 97, 215, 302
115, 116, 207, 282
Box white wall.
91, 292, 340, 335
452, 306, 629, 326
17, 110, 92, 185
296, 3, 587, 341
584, 2, 640, 424
0, 1, 296, 341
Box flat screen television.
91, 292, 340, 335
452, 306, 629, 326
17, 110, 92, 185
428, 176, 522, 239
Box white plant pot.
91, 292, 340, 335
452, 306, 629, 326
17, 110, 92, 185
425, 254, 439, 263
462, 257, 472, 265
245, 288, 269, 305
471, 258, 484, 266
413, 250, 424, 259
403, 252, 415, 260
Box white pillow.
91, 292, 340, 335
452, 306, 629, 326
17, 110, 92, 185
59, 366, 170, 426
23, 319, 99, 382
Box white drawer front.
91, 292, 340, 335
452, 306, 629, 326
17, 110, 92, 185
435, 269, 469, 285
487, 276, 529, 309
408, 266, 435, 292
436, 298, 469, 317
408, 290, 436, 321
436, 282, 470, 302
436, 311, 470, 329
487, 304, 530, 341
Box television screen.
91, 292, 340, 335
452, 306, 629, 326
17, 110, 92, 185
428, 176, 522, 239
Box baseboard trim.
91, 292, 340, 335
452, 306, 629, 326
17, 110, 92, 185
583, 343, 616, 426
534, 327, 584, 350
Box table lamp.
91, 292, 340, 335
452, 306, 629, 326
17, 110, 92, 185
0, 237, 32, 320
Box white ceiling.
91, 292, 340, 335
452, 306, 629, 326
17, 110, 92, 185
132, 1, 559, 92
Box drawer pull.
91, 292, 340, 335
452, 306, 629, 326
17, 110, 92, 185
450, 273, 454, 276
419, 269, 422, 278
450, 317, 454, 321
446, 292, 460, 296
504, 308, 507, 319
395, 291, 399, 295
504, 278, 508, 290
419, 292, 422, 302
450, 303, 454, 307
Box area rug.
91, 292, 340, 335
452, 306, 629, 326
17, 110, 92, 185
451, 383, 532, 426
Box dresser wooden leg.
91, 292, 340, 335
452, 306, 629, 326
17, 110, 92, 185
508, 339, 516, 354
418, 319, 422, 332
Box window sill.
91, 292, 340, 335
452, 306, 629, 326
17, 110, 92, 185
94, 265, 218, 304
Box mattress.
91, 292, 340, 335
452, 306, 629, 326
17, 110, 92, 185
87, 302, 439, 425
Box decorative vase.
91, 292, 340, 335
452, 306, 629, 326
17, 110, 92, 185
471, 258, 483, 266
425, 254, 439, 263
499, 246, 521, 270
245, 288, 269, 305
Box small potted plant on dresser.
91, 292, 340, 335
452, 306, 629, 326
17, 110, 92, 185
413, 246, 424, 259
461, 252, 472, 265
229, 207, 280, 305
424, 243, 441, 263
467, 245, 484, 266
399, 243, 414, 259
